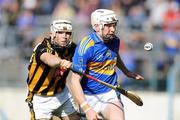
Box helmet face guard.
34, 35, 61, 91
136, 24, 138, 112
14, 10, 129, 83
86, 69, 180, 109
50, 20, 73, 48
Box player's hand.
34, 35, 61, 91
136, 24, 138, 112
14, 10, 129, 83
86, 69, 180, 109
59, 59, 72, 70
126, 71, 144, 80
85, 108, 98, 120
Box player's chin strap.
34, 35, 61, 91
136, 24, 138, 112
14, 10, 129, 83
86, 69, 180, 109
25, 91, 35, 120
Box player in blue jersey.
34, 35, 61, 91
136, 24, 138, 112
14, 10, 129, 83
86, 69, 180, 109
67, 9, 144, 120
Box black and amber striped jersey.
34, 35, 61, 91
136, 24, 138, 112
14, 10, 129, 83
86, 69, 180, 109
27, 37, 76, 96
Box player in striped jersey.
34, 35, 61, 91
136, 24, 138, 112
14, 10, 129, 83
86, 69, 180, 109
26, 19, 80, 120
67, 9, 144, 120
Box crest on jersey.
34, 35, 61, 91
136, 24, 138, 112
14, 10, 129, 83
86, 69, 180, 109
78, 57, 83, 65
106, 50, 112, 58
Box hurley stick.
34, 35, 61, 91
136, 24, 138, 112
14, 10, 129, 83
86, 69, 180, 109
71, 68, 143, 106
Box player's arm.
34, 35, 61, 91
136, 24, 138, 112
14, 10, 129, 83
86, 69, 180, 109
117, 54, 144, 80
40, 52, 71, 69
116, 54, 129, 74
40, 52, 60, 67
67, 72, 88, 109
35, 45, 71, 69
115, 38, 130, 74
67, 71, 98, 120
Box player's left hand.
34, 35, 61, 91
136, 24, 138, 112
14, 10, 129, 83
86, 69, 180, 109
126, 71, 144, 80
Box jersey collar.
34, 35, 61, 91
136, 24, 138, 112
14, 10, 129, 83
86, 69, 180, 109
90, 31, 103, 44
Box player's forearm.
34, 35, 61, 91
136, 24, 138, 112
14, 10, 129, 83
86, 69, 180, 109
67, 72, 87, 105
40, 53, 61, 67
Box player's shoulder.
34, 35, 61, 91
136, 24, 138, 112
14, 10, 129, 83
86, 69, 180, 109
33, 37, 52, 53
110, 36, 120, 45
113, 36, 120, 41
79, 36, 95, 48
77, 36, 95, 55
70, 42, 77, 48
68, 42, 77, 53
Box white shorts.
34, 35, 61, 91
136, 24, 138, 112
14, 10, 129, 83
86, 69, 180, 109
32, 86, 77, 119
84, 89, 123, 113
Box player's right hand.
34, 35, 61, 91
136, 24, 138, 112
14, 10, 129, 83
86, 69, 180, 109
59, 59, 72, 70
85, 108, 98, 120
126, 71, 144, 80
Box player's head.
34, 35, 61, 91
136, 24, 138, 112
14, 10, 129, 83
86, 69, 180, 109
91, 9, 118, 42
50, 19, 73, 48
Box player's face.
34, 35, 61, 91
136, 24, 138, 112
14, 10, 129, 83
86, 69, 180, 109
54, 31, 72, 47
102, 23, 117, 40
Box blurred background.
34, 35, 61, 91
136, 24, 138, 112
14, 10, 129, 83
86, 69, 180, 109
0, 0, 179, 120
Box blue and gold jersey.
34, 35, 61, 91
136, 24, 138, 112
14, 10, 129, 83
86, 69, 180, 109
72, 31, 120, 95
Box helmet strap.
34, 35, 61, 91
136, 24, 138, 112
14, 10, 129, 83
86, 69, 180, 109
99, 23, 110, 42
99, 23, 104, 38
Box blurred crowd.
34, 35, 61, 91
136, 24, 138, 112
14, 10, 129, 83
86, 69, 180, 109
0, 0, 179, 90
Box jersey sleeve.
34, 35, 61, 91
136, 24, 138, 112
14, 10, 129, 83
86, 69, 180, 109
72, 38, 94, 73
35, 44, 52, 64
114, 37, 120, 53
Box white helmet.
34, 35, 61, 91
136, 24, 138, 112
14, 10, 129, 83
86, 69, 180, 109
50, 19, 72, 35
50, 19, 73, 48
91, 9, 118, 30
